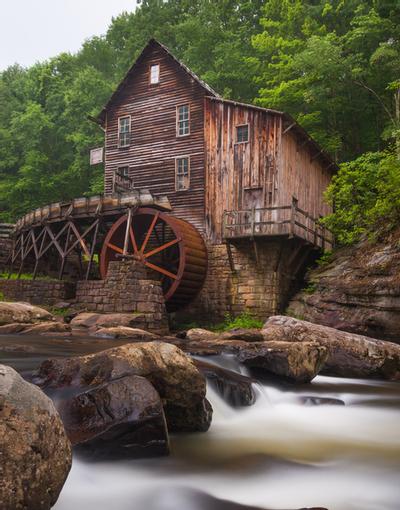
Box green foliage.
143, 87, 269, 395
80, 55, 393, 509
0, 272, 57, 281
315, 251, 333, 267
213, 312, 263, 332
0, 291, 4, 302
323, 149, 400, 244
0, 0, 399, 248
303, 282, 317, 294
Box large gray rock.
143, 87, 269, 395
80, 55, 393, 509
0, 302, 53, 326
287, 233, 400, 343
35, 341, 212, 433
58, 374, 169, 458
93, 326, 158, 340
0, 364, 71, 510
263, 316, 400, 380
70, 312, 146, 330
237, 341, 328, 383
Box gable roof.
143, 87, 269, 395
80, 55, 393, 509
96, 39, 336, 169
97, 39, 220, 124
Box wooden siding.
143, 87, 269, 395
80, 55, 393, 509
104, 44, 208, 232
204, 98, 282, 243
278, 130, 332, 219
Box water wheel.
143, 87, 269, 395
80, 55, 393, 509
99, 208, 207, 311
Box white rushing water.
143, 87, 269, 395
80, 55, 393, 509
54, 360, 400, 510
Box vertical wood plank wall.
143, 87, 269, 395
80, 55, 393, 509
204, 98, 282, 243
279, 131, 333, 219
205, 98, 334, 243
104, 44, 208, 232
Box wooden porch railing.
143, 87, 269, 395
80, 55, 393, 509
222, 202, 333, 250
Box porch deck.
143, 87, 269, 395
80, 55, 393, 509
223, 204, 333, 250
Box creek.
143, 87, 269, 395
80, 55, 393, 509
1, 334, 399, 510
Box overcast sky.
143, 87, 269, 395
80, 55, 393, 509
0, 0, 138, 71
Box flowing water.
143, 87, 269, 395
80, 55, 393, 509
1, 335, 400, 510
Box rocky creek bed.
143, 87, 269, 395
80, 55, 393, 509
1, 312, 400, 510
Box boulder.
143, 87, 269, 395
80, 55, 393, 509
70, 312, 146, 330
21, 321, 72, 335
0, 302, 53, 326
220, 328, 264, 342
94, 326, 158, 340
58, 374, 169, 458
185, 328, 219, 342
0, 364, 71, 510
263, 316, 400, 380
287, 230, 400, 343
195, 359, 256, 406
35, 341, 212, 433
0, 323, 27, 334
237, 341, 328, 383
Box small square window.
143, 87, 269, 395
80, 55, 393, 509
236, 124, 249, 143
118, 166, 129, 177
175, 157, 190, 191
118, 116, 131, 147
150, 64, 160, 84
177, 104, 190, 136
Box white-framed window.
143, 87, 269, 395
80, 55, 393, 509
150, 64, 160, 84
117, 166, 129, 178
175, 156, 190, 191
236, 124, 249, 143
118, 116, 131, 147
176, 104, 190, 136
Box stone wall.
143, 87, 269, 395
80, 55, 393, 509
0, 279, 75, 306
75, 260, 168, 335
0, 239, 12, 272
178, 240, 293, 323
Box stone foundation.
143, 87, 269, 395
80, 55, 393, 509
75, 260, 168, 334
176, 239, 303, 323
0, 279, 75, 306
0, 238, 12, 272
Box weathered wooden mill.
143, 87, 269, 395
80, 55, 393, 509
7, 39, 335, 321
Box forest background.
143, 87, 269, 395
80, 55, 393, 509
0, 0, 399, 244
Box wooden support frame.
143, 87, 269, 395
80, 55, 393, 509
10, 216, 103, 281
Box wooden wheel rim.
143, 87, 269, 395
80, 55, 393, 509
100, 208, 207, 308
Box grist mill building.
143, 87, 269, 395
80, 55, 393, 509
6, 39, 336, 322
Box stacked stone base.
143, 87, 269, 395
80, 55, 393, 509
0, 238, 12, 272
176, 239, 306, 323
75, 260, 168, 335
0, 279, 75, 306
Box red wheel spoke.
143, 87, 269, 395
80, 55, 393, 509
129, 226, 139, 254
107, 242, 124, 254
140, 212, 159, 254
144, 237, 180, 258
144, 261, 178, 280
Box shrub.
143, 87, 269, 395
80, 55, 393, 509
322, 149, 400, 245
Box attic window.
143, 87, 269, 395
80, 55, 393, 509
236, 124, 249, 143
150, 64, 160, 84
118, 116, 131, 147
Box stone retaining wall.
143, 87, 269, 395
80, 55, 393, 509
0, 279, 75, 306
0, 238, 12, 272
176, 240, 293, 323
76, 260, 168, 335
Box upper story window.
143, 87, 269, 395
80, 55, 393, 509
118, 116, 131, 147
150, 64, 160, 84
175, 156, 190, 191
177, 104, 190, 136
236, 124, 249, 143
